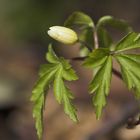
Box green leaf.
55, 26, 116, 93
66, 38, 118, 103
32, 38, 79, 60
96, 16, 132, 48
97, 15, 132, 32
59, 57, 72, 69
89, 56, 112, 119
115, 54, 140, 98
64, 11, 94, 28
79, 28, 94, 54
62, 68, 78, 81
79, 46, 90, 57
115, 32, 140, 52
31, 65, 57, 102
97, 27, 113, 48
53, 67, 64, 103
84, 48, 112, 119
46, 44, 59, 64
53, 56, 78, 122
32, 94, 44, 140
83, 48, 110, 68
31, 64, 57, 140
31, 44, 78, 139
118, 54, 140, 64
79, 28, 94, 47
54, 76, 78, 122
39, 64, 57, 77
63, 88, 78, 122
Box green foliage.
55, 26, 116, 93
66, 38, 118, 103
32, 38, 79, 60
64, 11, 94, 28
114, 32, 140, 98
31, 94, 44, 140
31, 44, 78, 139
83, 48, 112, 119
79, 28, 94, 56
96, 15, 132, 48
91, 56, 112, 119
115, 32, 140, 52
31, 61, 57, 139
96, 15, 132, 32
32, 11, 140, 140
97, 27, 113, 48
115, 54, 140, 98
64, 11, 94, 56
83, 48, 110, 68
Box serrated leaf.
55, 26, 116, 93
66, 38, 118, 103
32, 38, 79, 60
39, 64, 57, 77
63, 90, 78, 122
59, 57, 71, 69
92, 87, 106, 119
115, 54, 140, 98
97, 15, 132, 32
31, 45, 78, 139
62, 68, 78, 81
83, 48, 110, 68
32, 94, 44, 140
89, 56, 112, 119
53, 57, 78, 121
31, 66, 57, 101
64, 11, 94, 28
115, 32, 140, 52
118, 54, 140, 64
31, 66, 57, 140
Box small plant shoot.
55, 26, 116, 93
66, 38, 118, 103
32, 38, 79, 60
31, 11, 140, 139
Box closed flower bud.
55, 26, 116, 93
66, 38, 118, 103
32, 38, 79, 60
48, 26, 78, 45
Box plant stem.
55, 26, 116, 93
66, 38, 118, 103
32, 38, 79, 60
112, 68, 122, 79
93, 29, 99, 49
71, 56, 86, 61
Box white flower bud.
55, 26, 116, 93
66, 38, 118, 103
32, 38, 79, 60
48, 26, 78, 45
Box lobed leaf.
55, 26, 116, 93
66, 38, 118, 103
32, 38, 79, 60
62, 68, 78, 81
63, 90, 78, 122
90, 56, 112, 119
115, 54, 140, 98
31, 66, 57, 102
115, 32, 140, 52
31, 65, 57, 140
54, 77, 78, 122
32, 94, 44, 140
53, 56, 78, 121
31, 44, 78, 139
83, 48, 110, 68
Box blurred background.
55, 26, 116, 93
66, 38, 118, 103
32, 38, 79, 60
0, 0, 140, 140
